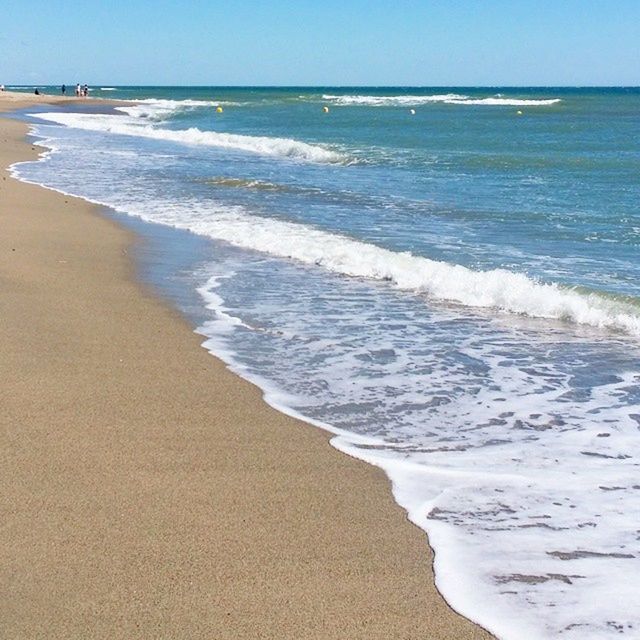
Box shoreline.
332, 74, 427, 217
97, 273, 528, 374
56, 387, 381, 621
0, 96, 493, 638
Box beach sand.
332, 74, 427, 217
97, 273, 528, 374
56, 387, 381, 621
0, 93, 494, 639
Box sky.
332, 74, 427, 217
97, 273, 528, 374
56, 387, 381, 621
2, 0, 639, 86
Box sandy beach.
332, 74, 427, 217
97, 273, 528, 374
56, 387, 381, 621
0, 92, 493, 639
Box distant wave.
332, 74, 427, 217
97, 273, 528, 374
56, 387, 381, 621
100, 87, 117, 91
322, 93, 466, 106
116, 99, 217, 121
447, 97, 561, 106
322, 94, 561, 107
35, 111, 349, 164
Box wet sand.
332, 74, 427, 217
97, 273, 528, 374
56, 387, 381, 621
0, 92, 494, 639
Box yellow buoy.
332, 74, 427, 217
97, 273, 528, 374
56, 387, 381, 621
516, 110, 523, 115
323, 106, 329, 113
216, 106, 223, 113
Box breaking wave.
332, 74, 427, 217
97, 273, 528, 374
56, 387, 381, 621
322, 93, 467, 106
115, 99, 220, 121
71, 191, 640, 337
447, 97, 562, 106
322, 93, 561, 107
35, 111, 349, 164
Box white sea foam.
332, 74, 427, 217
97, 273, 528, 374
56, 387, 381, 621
447, 97, 562, 106
322, 93, 561, 107
115, 98, 218, 121
150, 204, 640, 336
193, 259, 640, 640
100, 87, 117, 91
322, 93, 468, 106
35, 111, 348, 164
115, 98, 248, 121
31, 171, 635, 337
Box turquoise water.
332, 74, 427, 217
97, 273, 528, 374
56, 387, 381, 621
12, 87, 640, 639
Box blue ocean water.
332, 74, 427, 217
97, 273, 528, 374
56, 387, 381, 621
11, 86, 640, 640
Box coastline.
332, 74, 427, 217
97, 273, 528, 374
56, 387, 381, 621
0, 95, 493, 638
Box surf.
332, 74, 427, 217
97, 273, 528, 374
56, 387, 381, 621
321, 93, 561, 107
35, 111, 349, 164
29, 177, 635, 337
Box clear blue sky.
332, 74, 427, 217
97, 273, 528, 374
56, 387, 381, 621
2, 0, 639, 86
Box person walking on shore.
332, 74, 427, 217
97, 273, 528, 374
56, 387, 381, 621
61, 84, 66, 95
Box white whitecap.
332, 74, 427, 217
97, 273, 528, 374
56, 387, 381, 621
115, 99, 216, 121
322, 93, 468, 106
35, 111, 348, 164
182, 209, 640, 336
41, 180, 636, 337
322, 94, 561, 107
446, 97, 562, 106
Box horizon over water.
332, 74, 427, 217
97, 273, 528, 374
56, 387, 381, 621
10, 86, 640, 640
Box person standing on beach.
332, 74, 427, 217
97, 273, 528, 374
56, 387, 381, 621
75, 83, 80, 97
61, 84, 66, 95
83, 84, 88, 97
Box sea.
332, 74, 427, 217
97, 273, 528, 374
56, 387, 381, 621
8, 86, 640, 639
